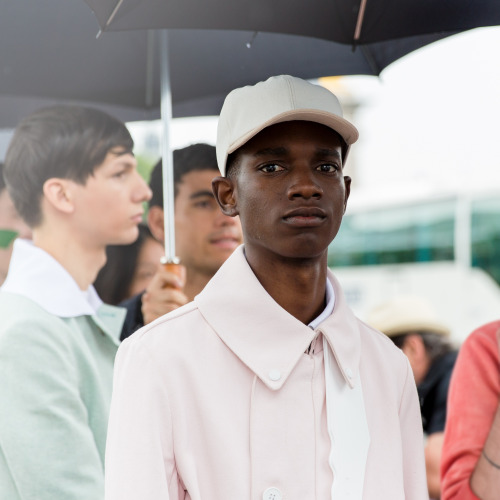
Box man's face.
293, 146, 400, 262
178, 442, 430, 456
221, 121, 350, 262
69, 150, 152, 248
174, 169, 242, 277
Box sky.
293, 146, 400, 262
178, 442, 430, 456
127, 25, 500, 203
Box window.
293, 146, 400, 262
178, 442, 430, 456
471, 196, 500, 286
328, 200, 455, 267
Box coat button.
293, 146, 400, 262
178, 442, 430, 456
268, 369, 281, 381
263, 486, 283, 500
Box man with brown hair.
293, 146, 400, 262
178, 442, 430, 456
0, 106, 151, 500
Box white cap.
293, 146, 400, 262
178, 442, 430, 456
216, 75, 359, 176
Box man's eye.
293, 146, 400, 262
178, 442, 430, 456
195, 201, 211, 208
317, 164, 339, 173
260, 164, 283, 173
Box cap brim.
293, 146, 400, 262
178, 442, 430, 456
225, 109, 359, 171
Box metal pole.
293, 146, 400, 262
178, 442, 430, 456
160, 29, 179, 264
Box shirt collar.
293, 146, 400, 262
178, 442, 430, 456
1, 239, 103, 317
309, 278, 335, 329
195, 245, 361, 391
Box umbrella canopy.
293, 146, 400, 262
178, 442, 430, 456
85, 0, 500, 45
1, 0, 452, 130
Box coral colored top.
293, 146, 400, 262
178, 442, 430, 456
441, 320, 500, 500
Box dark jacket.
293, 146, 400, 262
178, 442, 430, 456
418, 350, 458, 434
119, 293, 145, 341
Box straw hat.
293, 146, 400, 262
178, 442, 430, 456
367, 295, 450, 338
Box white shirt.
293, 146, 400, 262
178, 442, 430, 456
1, 239, 102, 317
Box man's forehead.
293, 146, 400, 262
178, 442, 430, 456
239, 121, 344, 153
178, 168, 219, 191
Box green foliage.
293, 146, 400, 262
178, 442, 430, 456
135, 153, 159, 222
0, 229, 17, 249
136, 153, 158, 183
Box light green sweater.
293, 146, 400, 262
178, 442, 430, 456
0, 291, 124, 500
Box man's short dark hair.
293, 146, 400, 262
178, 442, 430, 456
4, 105, 133, 228
391, 331, 454, 364
149, 143, 218, 208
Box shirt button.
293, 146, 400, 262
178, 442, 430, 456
345, 368, 353, 379
268, 369, 281, 381
263, 487, 283, 500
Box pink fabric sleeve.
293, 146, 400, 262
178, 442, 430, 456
441, 321, 500, 500
104, 336, 181, 500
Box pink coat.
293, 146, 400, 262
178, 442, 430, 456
105, 247, 427, 500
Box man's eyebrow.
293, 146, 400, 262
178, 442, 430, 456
253, 147, 288, 157
315, 147, 342, 159
110, 147, 135, 158
253, 147, 342, 159
189, 190, 215, 200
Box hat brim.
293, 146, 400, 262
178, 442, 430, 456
383, 321, 451, 338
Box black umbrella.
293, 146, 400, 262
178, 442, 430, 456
84, 0, 500, 45
5, 0, 490, 261
0, 0, 450, 128
81, 0, 500, 263
0, 0, 447, 263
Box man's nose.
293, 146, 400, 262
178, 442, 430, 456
133, 172, 152, 203
287, 168, 323, 200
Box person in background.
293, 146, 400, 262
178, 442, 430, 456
0, 105, 151, 500
441, 321, 500, 500
0, 162, 31, 286
105, 75, 427, 499
368, 295, 457, 499
120, 143, 242, 339
94, 223, 163, 305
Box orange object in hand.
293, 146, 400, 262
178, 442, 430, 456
160, 257, 184, 289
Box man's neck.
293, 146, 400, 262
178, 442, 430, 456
245, 250, 328, 325
33, 229, 106, 291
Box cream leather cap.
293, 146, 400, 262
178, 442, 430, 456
216, 75, 359, 176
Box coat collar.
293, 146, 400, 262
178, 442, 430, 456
195, 246, 361, 390
91, 304, 126, 346
2, 239, 125, 344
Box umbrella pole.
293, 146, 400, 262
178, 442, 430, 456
159, 29, 179, 266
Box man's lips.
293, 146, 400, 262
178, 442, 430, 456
209, 233, 241, 248
283, 207, 327, 227
131, 213, 144, 223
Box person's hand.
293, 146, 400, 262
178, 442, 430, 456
141, 264, 188, 325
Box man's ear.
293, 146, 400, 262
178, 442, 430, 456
212, 176, 239, 217
42, 178, 75, 215
343, 175, 351, 214
147, 206, 165, 243
402, 334, 426, 361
